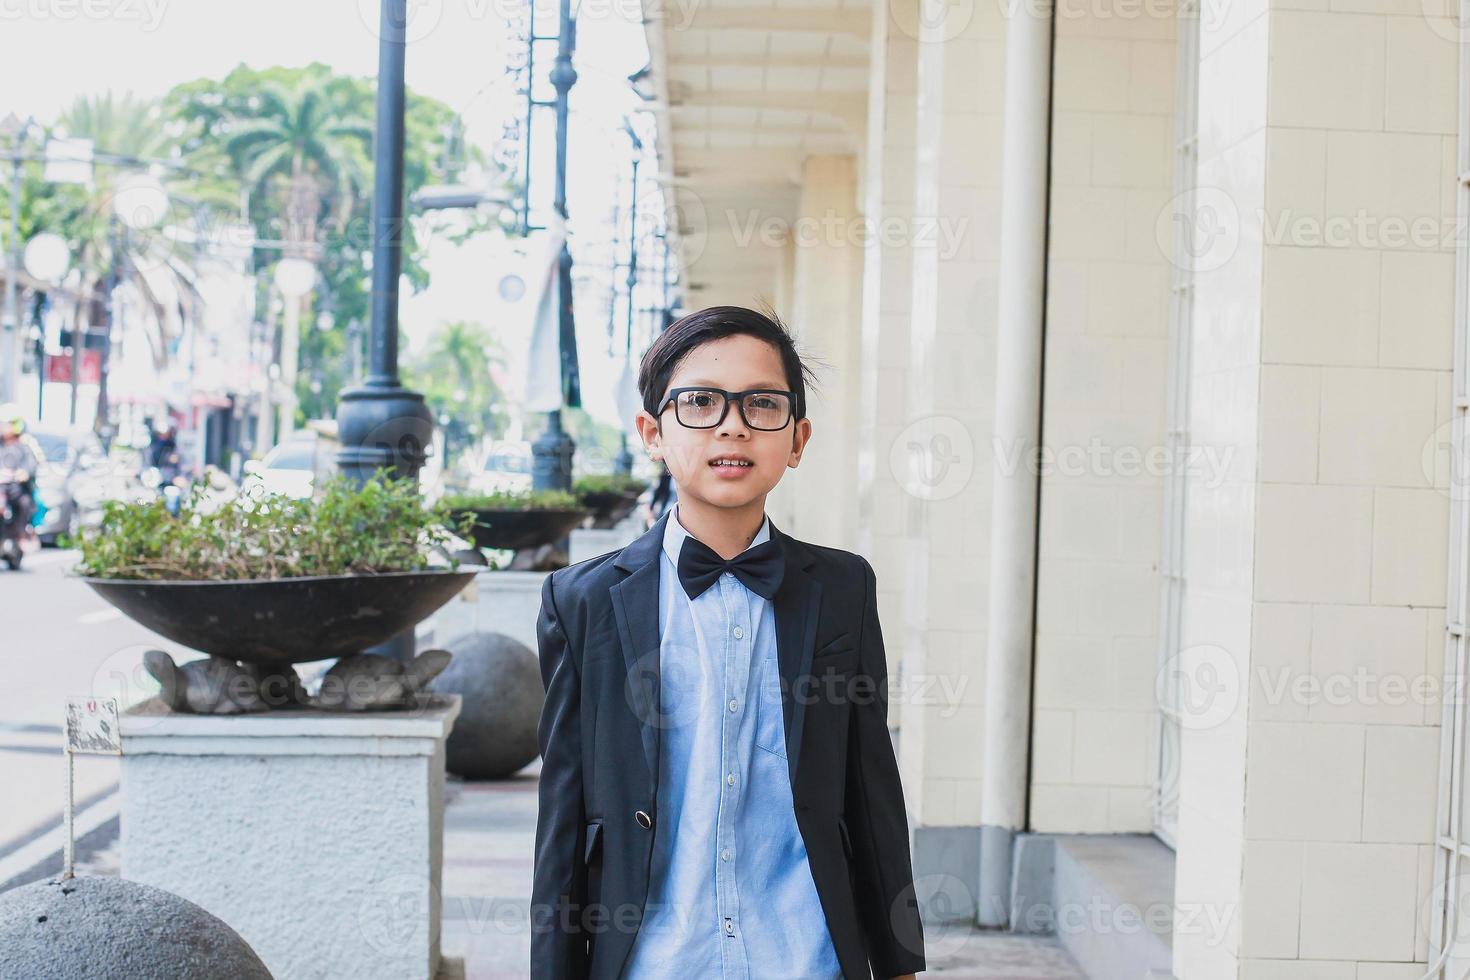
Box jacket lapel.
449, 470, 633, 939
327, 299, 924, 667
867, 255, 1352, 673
609, 510, 823, 795
610, 511, 668, 794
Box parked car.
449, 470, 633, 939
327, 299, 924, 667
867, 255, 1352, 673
465, 441, 534, 496
242, 426, 341, 500
72, 452, 152, 532
28, 426, 110, 546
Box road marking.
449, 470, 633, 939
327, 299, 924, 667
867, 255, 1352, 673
0, 723, 61, 735
78, 608, 122, 625
0, 785, 118, 885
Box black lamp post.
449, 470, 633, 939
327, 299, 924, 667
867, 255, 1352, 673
335, 0, 434, 489
612, 117, 642, 477
530, 0, 580, 496
334, 0, 434, 662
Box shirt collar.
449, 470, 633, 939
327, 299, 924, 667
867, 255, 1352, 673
661, 500, 771, 567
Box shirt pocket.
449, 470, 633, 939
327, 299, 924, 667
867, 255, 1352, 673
755, 647, 787, 759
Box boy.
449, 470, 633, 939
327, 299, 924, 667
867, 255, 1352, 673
531, 306, 926, 979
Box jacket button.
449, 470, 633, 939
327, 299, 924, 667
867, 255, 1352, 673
635, 809, 653, 829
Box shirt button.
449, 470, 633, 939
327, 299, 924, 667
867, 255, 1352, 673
733, 626, 744, 639
728, 698, 738, 712
724, 918, 735, 935
635, 809, 653, 829
721, 848, 732, 861
726, 772, 736, 785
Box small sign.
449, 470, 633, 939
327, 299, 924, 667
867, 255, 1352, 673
65, 697, 121, 755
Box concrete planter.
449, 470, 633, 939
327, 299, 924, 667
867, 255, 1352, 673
119, 694, 463, 980
82, 570, 476, 667
427, 518, 646, 649
430, 569, 547, 652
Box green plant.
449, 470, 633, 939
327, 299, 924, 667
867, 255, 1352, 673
573, 474, 646, 496
441, 488, 583, 512
73, 476, 474, 581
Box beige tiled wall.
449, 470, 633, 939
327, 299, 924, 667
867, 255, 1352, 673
1176, 0, 1456, 973
1028, 1, 1177, 834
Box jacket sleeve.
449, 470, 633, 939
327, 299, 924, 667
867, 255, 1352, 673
530, 571, 592, 979
844, 555, 927, 978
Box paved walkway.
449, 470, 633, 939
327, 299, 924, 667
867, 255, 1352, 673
2, 751, 1086, 979
441, 759, 1086, 979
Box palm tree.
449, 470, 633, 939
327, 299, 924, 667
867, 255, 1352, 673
207, 77, 371, 439
219, 77, 372, 247
406, 320, 510, 443
50, 94, 202, 374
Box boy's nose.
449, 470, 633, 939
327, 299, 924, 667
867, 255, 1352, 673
715, 401, 751, 437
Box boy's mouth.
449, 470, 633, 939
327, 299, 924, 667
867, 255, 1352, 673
708, 453, 754, 470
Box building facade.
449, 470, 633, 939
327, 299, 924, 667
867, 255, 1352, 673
638, 0, 1463, 975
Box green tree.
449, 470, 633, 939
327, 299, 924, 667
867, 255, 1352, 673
167, 63, 497, 427
31, 93, 214, 374
217, 75, 371, 244
404, 320, 510, 460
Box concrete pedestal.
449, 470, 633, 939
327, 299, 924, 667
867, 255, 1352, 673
118, 694, 463, 980
430, 570, 548, 651
568, 514, 644, 564
427, 517, 642, 651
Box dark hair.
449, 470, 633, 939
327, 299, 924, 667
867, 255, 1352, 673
638, 303, 818, 426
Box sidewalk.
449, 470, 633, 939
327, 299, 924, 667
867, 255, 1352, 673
0, 751, 1086, 978
441, 758, 1086, 979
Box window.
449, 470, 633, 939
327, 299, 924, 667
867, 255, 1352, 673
484, 453, 530, 475
265, 443, 314, 472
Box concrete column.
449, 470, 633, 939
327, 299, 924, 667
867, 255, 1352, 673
782, 154, 864, 548
1172, 1, 1455, 974
977, 0, 1054, 928
856, 0, 921, 620
898, 0, 1007, 922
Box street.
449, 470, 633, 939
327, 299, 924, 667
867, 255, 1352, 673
0, 546, 190, 889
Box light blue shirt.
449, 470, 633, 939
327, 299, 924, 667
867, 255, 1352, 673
622, 502, 843, 980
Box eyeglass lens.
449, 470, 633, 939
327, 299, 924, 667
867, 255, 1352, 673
674, 389, 792, 429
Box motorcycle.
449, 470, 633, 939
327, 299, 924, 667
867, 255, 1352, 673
141, 447, 190, 515
0, 467, 32, 570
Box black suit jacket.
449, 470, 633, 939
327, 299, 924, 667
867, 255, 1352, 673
530, 509, 927, 979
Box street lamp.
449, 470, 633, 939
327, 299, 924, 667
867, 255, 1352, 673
334, 0, 440, 664
410, 184, 510, 212
113, 174, 169, 232
22, 233, 69, 282
336, 0, 435, 487
273, 255, 315, 442
22, 232, 69, 420
613, 117, 643, 477
531, 0, 581, 501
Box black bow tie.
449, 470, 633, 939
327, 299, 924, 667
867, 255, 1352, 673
677, 532, 785, 600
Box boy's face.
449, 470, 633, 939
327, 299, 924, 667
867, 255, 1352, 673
635, 334, 812, 511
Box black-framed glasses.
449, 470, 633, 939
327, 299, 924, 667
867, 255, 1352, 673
657, 386, 796, 431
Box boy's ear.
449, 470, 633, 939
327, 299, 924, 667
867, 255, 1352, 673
786, 416, 812, 466
634, 410, 663, 459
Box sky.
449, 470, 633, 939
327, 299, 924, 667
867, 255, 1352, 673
0, 0, 661, 432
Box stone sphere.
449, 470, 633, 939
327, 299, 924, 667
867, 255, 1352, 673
0, 874, 274, 979
431, 631, 543, 779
